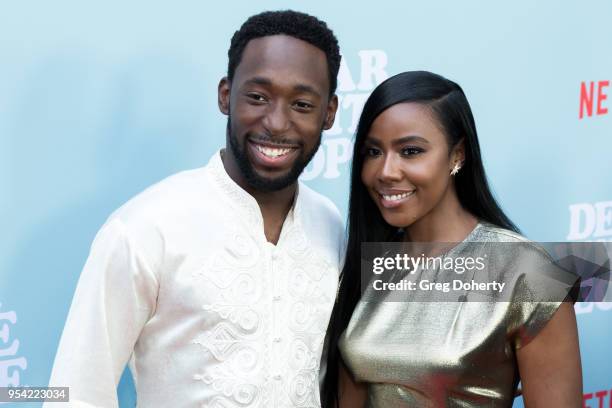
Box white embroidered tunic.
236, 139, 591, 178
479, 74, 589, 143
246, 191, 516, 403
46, 151, 345, 408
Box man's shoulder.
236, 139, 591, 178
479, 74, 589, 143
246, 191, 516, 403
297, 182, 345, 264
298, 182, 343, 228
108, 166, 211, 228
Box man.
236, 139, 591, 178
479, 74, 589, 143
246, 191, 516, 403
47, 10, 343, 407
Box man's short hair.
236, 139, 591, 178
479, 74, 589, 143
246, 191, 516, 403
227, 10, 341, 96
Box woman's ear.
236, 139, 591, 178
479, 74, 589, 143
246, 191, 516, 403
449, 138, 466, 175
454, 138, 467, 163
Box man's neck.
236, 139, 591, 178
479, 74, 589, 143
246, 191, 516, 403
220, 148, 297, 244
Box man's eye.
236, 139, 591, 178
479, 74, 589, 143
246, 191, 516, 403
247, 93, 266, 102
294, 101, 314, 111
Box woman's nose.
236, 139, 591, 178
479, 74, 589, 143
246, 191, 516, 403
377, 154, 402, 183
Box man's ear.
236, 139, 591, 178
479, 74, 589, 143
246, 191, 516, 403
322, 94, 339, 130
218, 77, 230, 115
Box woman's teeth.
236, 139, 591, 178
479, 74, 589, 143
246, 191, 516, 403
382, 191, 414, 201
255, 145, 292, 158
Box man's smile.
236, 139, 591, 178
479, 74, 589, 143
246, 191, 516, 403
247, 138, 300, 169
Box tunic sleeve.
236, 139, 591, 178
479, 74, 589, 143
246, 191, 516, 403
45, 217, 159, 407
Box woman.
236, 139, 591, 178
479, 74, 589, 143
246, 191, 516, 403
322, 71, 581, 407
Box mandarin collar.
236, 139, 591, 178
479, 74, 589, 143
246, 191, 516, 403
206, 150, 302, 231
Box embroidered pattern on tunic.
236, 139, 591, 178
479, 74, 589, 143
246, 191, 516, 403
192, 227, 335, 407
189, 156, 337, 407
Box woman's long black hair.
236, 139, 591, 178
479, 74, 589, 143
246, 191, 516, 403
321, 71, 519, 407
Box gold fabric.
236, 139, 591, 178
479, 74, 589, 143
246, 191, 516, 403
339, 223, 564, 407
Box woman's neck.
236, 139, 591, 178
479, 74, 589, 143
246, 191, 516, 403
404, 189, 478, 243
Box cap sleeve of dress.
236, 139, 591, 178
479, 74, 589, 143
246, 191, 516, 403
506, 244, 579, 350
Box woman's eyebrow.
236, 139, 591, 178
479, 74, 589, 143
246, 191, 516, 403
365, 135, 429, 146
392, 135, 429, 145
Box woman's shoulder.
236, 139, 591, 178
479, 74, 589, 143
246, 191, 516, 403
471, 221, 554, 264
472, 222, 529, 243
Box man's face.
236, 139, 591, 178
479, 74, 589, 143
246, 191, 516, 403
219, 35, 338, 192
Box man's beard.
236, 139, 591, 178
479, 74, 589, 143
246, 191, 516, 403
227, 117, 322, 192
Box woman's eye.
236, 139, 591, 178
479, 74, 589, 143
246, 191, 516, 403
365, 147, 381, 156
401, 147, 423, 156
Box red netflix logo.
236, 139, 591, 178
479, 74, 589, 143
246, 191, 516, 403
583, 388, 612, 408
580, 80, 610, 119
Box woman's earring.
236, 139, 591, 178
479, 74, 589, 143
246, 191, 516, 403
450, 162, 462, 176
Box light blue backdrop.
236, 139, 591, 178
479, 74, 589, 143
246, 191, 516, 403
1, 1, 611, 406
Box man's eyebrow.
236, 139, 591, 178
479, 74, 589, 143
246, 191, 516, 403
243, 76, 272, 87
242, 77, 322, 98
294, 84, 322, 98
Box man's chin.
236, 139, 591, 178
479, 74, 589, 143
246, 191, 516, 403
245, 166, 302, 192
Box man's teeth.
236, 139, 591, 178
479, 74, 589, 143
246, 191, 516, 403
255, 145, 292, 158
382, 191, 414, 201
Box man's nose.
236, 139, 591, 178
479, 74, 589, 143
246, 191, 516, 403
262, 102, 291, 136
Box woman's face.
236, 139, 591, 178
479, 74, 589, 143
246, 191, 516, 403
361, 102, 462, 229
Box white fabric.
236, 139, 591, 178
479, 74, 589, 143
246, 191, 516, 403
46, 151, 345, 407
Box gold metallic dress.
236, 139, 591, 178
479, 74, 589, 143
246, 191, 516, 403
339, 223, 566, 408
